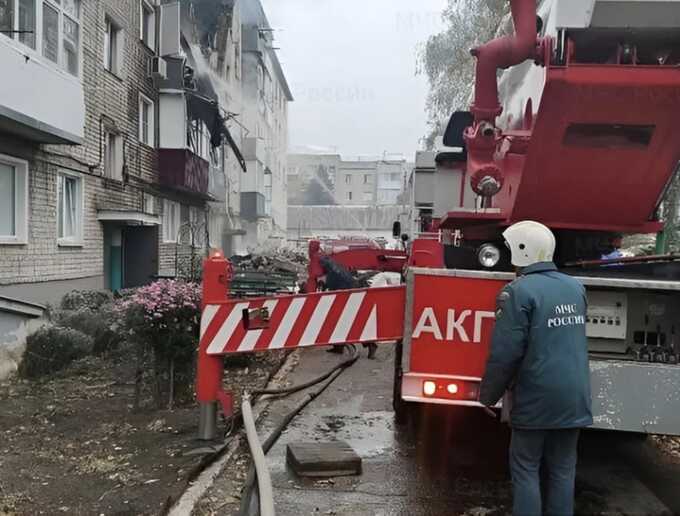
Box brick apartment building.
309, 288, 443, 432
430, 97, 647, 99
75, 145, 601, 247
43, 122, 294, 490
0, 0, 290, 305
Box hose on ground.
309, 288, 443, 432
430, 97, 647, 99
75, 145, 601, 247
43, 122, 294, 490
241, 393, 276, 516
221, 346, 360, 435
238, 345, 360, 516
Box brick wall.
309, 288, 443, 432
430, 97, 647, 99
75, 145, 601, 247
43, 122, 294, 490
0, 0, 170, 290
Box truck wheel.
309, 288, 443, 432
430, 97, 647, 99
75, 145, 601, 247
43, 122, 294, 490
392, 341, 411, 425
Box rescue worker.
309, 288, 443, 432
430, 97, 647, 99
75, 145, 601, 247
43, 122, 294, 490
479, 221, 593, 516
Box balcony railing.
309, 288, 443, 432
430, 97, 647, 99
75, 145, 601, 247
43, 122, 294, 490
158, 149, 209, 196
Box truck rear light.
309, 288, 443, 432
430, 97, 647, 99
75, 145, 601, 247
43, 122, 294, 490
421, 379, 479, 401
423, 381, 437, 396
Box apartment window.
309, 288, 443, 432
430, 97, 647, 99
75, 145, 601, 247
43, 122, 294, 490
162, 199, 180, 243
57, 172, 82, 245
139, 93, 154, 147
42, 2, 58, 62
143, 193, 155, 215
1, 0, 36, 49
363, 174, 370, 184
41, 0, 81, 75
345, 174, 351, 185
103, 129, 123, 181
18, 0, 35, 48
104, 16, 122, 76
347, 191, 352, 201
0, 155, 29, 244
140, 0, 155, 49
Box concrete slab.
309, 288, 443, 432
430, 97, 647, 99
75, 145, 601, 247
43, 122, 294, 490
286, 441, 362, 477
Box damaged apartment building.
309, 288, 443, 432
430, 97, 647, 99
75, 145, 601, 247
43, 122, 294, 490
0, 0, 291, 305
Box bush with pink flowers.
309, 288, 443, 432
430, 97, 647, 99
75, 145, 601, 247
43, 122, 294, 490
115, 279, 201, 409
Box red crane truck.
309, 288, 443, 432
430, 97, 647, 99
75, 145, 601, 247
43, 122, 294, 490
196, 0, 680, 440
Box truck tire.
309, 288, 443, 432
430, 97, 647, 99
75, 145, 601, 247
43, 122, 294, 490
392, 341, 412, 425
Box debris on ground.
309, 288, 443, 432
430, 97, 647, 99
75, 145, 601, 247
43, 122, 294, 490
652, 436, 680, 461
0, 346, 288, 516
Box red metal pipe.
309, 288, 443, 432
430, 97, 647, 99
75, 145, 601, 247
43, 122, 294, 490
471, 0, 537, 122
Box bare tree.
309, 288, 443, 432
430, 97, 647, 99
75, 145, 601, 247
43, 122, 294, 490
419, 0, 509, 148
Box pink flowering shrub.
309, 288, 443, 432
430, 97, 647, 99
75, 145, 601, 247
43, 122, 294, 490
114, 279, 202, 408
115, 279, 201, 336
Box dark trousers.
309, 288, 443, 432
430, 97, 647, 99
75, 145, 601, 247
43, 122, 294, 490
510, 428, 580, 516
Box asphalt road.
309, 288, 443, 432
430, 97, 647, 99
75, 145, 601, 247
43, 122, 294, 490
246, 345, 679, 516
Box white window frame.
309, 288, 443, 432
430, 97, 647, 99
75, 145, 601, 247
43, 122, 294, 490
0, 153, 29, 245
162, 199, 180, 243
103, 14, 123, 76
139, 0, 155, 50
0, 1, 82, 76
138, 93, 155, 147
56, 170, 83, 247
143, 192, 155, 215
103, 128, 123, 181
42, 0, 82, 76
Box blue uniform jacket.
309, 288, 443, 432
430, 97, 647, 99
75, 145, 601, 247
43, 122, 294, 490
479, 262, 593, 429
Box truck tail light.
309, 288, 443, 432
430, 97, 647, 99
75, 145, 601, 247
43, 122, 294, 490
422, 379, 479, 401
423, 381, 437, 396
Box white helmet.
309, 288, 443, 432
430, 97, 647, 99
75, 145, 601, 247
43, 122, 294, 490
503, 221, 556, 268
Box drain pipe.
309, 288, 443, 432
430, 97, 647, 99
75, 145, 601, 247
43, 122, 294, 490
465, 0, 538, 198
242, 393, 275, 516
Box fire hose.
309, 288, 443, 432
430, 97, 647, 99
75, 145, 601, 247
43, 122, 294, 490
238, 345, 361, 516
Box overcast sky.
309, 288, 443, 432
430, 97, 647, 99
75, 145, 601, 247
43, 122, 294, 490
261, 0, 448, 160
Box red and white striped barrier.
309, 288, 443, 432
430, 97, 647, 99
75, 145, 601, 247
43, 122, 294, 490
200, 286, 406, 355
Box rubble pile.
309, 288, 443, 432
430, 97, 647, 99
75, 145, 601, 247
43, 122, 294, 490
231, 248, 307, 276
229, 248, 308, 297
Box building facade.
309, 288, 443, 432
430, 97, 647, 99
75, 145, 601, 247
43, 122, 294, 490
287, 153, 341, 205
239, 1, 293, 251
0, 0, 290, 305
0, 0, 165, 305
286, 154, 409, 208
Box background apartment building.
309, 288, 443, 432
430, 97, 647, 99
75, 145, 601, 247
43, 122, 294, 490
0, 0, 291, 304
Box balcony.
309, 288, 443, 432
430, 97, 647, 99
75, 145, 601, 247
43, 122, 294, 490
242, 137, 266, 164
0, 37, 84, 144
158, 149, 209, 197
241, 192, 267, 220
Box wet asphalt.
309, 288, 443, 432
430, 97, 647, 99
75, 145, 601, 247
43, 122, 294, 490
251, 345, 678, 516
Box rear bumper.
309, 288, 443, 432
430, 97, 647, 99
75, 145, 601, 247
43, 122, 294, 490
401, 372, 487, 408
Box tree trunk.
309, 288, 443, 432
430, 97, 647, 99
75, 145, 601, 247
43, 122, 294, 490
168, 357, 175, 411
